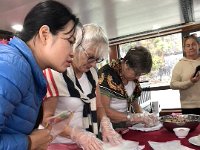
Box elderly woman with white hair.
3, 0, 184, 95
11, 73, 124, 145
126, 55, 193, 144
42, 24, 122, 150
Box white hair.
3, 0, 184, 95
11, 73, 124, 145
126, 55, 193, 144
73, 23, 109, 59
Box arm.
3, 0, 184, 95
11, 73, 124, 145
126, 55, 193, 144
55, 85, 104, 150
43, 88, 104, 150
100, 94, 129, 123
100, 92, 158, 126
96, 85, 122, 145
42, 97, 58, 126
96, 67, 122, 121
96, 84, 106, 120
0, 77, 50, 150
131, 100, 143, 113
0, 71, 29, 150
43, 97, 72, 138
43, 96, 75, 137
170, 63, 194, 90
0, 95, 29, 150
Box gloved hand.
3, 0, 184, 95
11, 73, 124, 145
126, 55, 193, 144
70, 127, 103, 150
100, 116, 123, 145
130, 112, 159, 127
146, 112, 159, 126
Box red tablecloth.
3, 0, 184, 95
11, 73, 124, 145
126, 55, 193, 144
122, 125, 200, 150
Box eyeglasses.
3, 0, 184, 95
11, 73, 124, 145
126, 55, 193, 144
78, 45, 104, 63
135, 72, 146, 77
134, 67, 148, 76
126, 65, 146, 77
83, 50, 104, 63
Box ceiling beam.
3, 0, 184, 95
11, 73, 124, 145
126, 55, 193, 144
180, 0, 194, 23
109, 22, 200, 46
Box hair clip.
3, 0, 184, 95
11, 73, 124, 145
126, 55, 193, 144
130, 48, 136, 51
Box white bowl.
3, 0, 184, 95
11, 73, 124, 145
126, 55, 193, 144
173, 127, 190, 138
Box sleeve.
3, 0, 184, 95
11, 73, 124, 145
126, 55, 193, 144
43, 69, 69, 98
170, 62, 193, 90
97, 66, 112, 98
133, 80, 142, 99
0, 133, 29, 150
0, 70, 29, 150
97, 65, 108, 87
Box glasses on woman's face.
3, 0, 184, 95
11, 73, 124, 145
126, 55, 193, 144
79, 45, 104, 63
135, 71, 146, 77
126, 65, 146, 77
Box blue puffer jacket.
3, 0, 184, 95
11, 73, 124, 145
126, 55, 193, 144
0, 37, 47, 150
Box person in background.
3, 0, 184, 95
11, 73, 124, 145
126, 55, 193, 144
98, 46, 158, 129
170, 35, 200, 115
0, 30, 13, 44
43, 24, 122, 150
0, 0, 79, 149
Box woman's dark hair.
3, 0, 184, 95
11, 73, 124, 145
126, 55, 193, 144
18, 0, 79, 42
123, 46, 152, 74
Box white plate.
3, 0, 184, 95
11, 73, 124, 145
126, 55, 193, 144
129, 122, 163, 132
188, 135, 200, 146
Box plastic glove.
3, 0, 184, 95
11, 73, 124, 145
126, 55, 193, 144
147, 113, 159, 126
48, 112, 73, 138
70, 127, 103, 150
100, 116, 123, 145
130, 112, 159, 127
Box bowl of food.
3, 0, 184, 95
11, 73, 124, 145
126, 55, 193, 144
173, 127, 190, 138
160, 114, 200, 132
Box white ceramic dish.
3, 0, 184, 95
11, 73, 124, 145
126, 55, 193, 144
188, 135, 200, 146
173, 127, 190, 138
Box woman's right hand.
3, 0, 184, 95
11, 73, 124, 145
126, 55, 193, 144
28, 128, 53, 150
70, 127, 103, 150
130, 112, 159, 127
191, 73, 200, 83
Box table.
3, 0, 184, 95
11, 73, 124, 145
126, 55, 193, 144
122, 125, 200, 150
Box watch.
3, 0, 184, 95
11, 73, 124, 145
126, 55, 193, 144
127, 114, 131, 120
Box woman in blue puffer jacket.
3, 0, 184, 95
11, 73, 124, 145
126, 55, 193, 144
0, 0, 80, 149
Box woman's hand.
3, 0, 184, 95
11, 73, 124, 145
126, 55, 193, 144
130, 112, 159, 127
100, 116, 123, 145
70, 127, 103, 150
191, 72, 200, 83
28, 128, 53, 150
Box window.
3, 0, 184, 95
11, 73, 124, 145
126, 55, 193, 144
190, 31, 200, 39
119, 33, 183, 109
